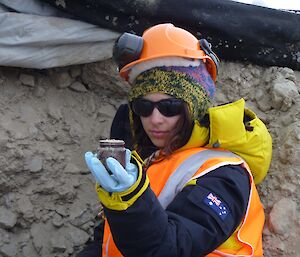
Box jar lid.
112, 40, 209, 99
99, 139, 125, 147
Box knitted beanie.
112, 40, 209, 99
128, 60, 215, 122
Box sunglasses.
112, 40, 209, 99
131, 98, 185, 117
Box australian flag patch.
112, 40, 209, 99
203, 192, 229, 220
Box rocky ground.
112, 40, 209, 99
0, 59, 299, 257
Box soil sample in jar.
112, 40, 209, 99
97, 139, 126, 170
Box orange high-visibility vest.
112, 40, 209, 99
102, 148, 264, 257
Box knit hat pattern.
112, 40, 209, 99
128, 62, 215, 122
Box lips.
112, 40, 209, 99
149, 130, 168, 139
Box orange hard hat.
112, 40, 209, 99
113, 23, 219, 81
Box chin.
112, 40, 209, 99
150, 138, 165, 148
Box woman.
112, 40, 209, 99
81, 23, 265, 257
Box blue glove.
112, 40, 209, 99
85, 149, 138, 192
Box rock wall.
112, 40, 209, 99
0, 59, 299, 257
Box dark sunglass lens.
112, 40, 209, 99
157, 99, 184, 117
132, 99, 154, 117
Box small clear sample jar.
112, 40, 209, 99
97, 139, 126, 169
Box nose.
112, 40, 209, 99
148, 107, 164, 124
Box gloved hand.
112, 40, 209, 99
85, 149, 138, 192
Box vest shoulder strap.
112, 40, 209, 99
158, 149, 243, 209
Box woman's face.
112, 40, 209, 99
140, 93, 181, 148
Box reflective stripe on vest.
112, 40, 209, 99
158, 149, 243, 209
